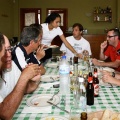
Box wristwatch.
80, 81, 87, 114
112, 72, 115, 77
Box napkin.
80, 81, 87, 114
40, 81, 60, 89
22, 106, 52, 113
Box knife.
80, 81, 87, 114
47, 101, 69, 114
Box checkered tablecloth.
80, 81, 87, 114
12, 65, 120, 120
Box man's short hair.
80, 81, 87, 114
72, 23, 84, 32
20, 26, 40, 46
0, 33, 5, 51
30, 23, 42, 33
108, 28, 120, 40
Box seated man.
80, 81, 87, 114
92, 28, 120, 72
0, 33, 41, 119
0, 35, 41, 99
60, 23, 92, 59
12, 25, 46, 74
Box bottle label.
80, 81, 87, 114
88, 77, 92, 83
93, 84, 99, 96
80, 84, 86, 92
94, 72, 98, 78
59, 65, 70, 74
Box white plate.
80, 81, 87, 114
41, 75, 59, 82
41, 115, 68, 120
26, 94, 60, 107
103, 67, 115, 72
48, 45, 59, 48
45, 63, 58, 68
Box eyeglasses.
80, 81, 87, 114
107, 35, 117, 38
5, 47, 13, 53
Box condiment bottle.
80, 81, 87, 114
86, 72, 94, 105
80, 112, 87, 120
93, 68, 99, 97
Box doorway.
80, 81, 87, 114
20, 8, 41, 32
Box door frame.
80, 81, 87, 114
20, 8, 42, 32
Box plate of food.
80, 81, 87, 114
41, 115, 68, 120
26, 94, 60, 107
88, 109, 120, 120
41, 75, 59, 82
45, 63, 58, 68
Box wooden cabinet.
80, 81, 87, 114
93, 13, 112, 22
93, 7, 112, 22
83, 34, 106, 59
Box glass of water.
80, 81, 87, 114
69, 106, 80, 120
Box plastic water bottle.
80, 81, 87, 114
59, 55, 70, 94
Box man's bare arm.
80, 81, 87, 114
0, 64, 40, 119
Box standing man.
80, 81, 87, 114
92, 28, 120, 72
0, 33, 40, 119
60, 23, 92, 59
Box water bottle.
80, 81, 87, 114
59, 55, 70, 94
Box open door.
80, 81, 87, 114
20, 8, 41, 32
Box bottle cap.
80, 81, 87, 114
62, 55, 66, 59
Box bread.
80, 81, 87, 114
116, 114, 120, 120
92, 118, 99, 120
88, 110, 120, 120
110, 113, 118, 120
101, 109, 110, 120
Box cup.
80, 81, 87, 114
70, 76, 78, 92
69, 106, 80, 120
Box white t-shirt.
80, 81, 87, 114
41, 23, 63, 45
60, 36, 92, 59
0, 95, 3, 103
0, 61, 21, 99
0, 77, 3, 102
15, 47, 40, 70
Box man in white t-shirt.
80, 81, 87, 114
60, 23, 92, 59
0, 33, 41, 119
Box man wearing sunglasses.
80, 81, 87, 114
92, 28, 120, 72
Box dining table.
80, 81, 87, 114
12, 60, 120, 120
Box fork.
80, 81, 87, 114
50, 77, 55, 81
48, 90, 59, 101
108, 83, 113, 88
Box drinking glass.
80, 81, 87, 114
70, 76, 79, 105
70, 76, 78, 92
69, 106, 80, 120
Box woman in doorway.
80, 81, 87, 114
41, 12, 81, 63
